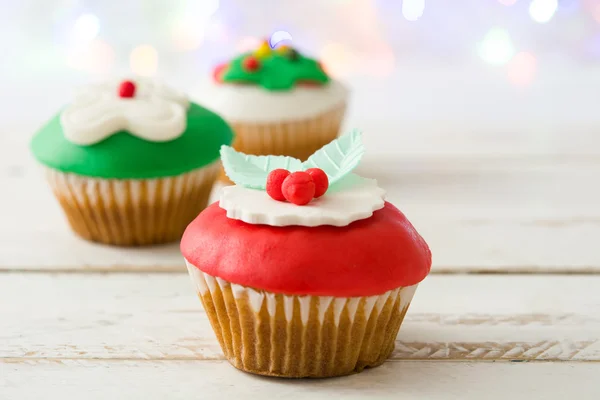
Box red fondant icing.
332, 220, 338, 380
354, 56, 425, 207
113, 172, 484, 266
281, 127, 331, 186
181, 202, 432, 297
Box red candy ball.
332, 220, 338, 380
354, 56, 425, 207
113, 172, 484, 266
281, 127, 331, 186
243, 56, 261, 72
118, 80, 136, 98
266, 169, 291, 201
282, 172, 316, 206
306, 168, 329, 198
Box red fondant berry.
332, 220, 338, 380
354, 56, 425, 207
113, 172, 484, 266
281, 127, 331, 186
282, 172, 316, 206
242, 56, 261, 72
212, 63, 228, 82
266, 169, 291, 201
118, 80, 136, 98
306, 168, 329, 198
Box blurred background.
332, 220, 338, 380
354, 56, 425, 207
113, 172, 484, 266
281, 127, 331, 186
2, 0, 600, 156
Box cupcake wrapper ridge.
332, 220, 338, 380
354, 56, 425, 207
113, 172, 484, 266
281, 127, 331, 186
220, 102, 346, 182
186, 261, 417, 378
45, 162, 220, 246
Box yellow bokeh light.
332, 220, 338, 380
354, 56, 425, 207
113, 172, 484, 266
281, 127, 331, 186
130, 45, 158, 77
320, 43, 357, 79
236, 37, 262, 53
171, 23, 205, 51
66, 39, 115, 74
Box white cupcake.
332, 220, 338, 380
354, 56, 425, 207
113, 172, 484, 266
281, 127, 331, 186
196, 41, 348, 180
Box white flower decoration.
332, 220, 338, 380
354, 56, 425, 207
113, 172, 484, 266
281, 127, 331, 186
60, 78, 190, 145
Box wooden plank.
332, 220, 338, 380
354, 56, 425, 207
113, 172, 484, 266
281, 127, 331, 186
1, 274, 599, 361
3, 156, 600, 272
2, 359, 599, 399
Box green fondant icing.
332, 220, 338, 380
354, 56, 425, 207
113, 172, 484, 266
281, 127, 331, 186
30, 102, 234, 179
220, 130, 364, 190
221, 47, 329, 91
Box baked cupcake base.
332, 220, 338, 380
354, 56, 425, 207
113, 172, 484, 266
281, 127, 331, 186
186, 262, 417, 378
46, 162, 220, 246
219, 103, 346, 183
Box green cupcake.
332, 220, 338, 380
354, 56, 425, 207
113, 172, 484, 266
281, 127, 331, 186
31, 78, 233, 246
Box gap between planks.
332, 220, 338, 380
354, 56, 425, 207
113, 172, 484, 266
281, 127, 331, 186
5, 338, 597, 363
2, 275, 599, 362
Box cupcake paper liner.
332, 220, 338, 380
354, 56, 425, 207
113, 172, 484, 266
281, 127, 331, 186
186, 261, 417, 378
45, 162, 220, 246
219, 102, 347, 182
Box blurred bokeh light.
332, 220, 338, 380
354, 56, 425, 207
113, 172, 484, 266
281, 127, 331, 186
3, 0, 600, 134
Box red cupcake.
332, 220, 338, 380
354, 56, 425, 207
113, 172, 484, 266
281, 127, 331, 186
181, 130, 431, 377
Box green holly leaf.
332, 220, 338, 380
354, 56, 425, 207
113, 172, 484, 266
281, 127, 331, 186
220, 146, 303, 189
302, 129, 364, 185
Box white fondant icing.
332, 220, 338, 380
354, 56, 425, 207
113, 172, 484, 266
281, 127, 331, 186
60, 78, 190, 145
219, 176, 386, 227
195, 79, 348, 122
185, 262, 418, 327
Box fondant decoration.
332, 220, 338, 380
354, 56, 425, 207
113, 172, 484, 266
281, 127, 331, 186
281, 171, 315, 206
254, 40, 272, 58
217, 43, 329, 90
212, 63, 228, 82
242, 56, 261, 72
306, 168, 329, 198
32, 101, 234, 179
266, 169, 291, 201
219, 174, 385, 227
276, 45, 291, 54
221, 147, 302, 189
181, 201, 432, 296
60, 78, 190, 146
118, 80, 136, 98
302, 129, 364, 185
221, 130, 363, 189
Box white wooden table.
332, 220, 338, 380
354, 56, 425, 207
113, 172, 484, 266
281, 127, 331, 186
2, 121, 600, 399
